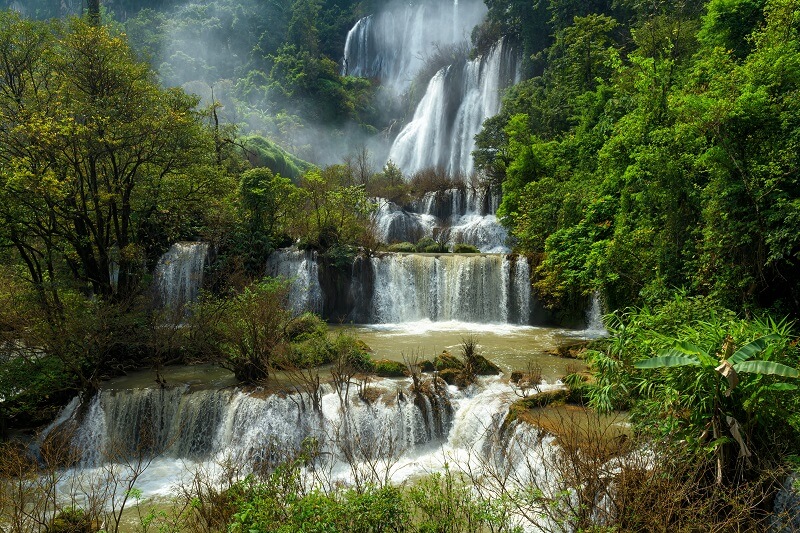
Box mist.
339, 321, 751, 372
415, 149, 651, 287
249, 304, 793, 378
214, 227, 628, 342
130, 0, 491, 170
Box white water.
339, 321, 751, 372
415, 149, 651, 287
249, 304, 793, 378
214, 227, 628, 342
372, 187, 509, 252
153, 242, 209, 309
388, 38, 520, 177
370, 253, 529, 324
264, 249, 532, 325
341, 0, 486, 94
49, 376, 562, 500
265, 248, 324, 315
584, 292, 608, 338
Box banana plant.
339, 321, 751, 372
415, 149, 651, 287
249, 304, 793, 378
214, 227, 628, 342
634, 333, 799, 483
635, 333, 798, 385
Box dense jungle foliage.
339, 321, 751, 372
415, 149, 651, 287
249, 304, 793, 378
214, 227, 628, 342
0, 0, 799, 530
476, 0, 800, 319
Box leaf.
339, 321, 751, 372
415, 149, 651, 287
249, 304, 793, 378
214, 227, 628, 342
715, 359, 739, 395
634, 355, 701, 369
733, 360, 799, 378
728, 334, 781, 365
762, 383, 798, 392
670, 341, 716, 367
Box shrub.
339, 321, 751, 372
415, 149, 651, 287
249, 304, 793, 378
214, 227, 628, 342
387, 242, 415, 253
453, 243, 480, 253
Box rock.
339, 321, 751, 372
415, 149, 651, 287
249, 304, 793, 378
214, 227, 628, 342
434, 351, 463, 370
418, 359, 435, 372
372, 359, 408, 377
437, 368, 463, 386
771, 473, 800, 532
472, 353, 501, 375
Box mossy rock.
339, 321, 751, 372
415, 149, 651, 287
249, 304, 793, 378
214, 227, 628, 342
418, 359, 436, 372
515, 389, 569, 411
472, 354, 501, 375
549, 340, 590, 359
387, 242, 415, 253
438, 368, 471, 387
49, 508, 98, 533
434, 351, 463, 370
373, 359, 408, 377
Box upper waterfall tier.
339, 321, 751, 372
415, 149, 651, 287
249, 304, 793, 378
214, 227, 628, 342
388, 38, 520, 177
374, 187, 508, 253
153, 242, 209, 309
341, 0, 487, 94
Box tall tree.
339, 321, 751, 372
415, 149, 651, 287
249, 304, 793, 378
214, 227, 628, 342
0, 15, 221, 305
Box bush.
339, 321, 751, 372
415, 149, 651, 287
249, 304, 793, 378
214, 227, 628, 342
285, 312, 328, 342
414, 237, 447, 253
453, 243, 480, 253
387, 242, 415, 253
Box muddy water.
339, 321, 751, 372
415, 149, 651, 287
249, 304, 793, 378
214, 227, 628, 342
332, 320, 591, 382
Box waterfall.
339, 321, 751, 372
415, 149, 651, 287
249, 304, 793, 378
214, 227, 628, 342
266, 249, 324, 315
153, 242, 209, 309
585, 292, 608, 337
369, 254, 530, 324
388, 38, 520, 177
373, 200, 437, 244
341, 0, 487, 94
372, 187, 509, 252
266, 249, 532, 325
57, 379, 454, 469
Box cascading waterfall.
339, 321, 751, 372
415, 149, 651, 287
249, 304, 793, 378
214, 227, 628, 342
45, 376, 567, 498
266, 249, 533, 325
341, 0, 486, 94
153, 242, 209, 309
369, 254, 529, 324
388, 38, 520, 177
56, 379, 454, 469
585, 291, 608, 337
372, 187, 509, 252
265, 249, 324, 315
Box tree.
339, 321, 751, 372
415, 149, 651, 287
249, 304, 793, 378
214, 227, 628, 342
214, 279, 292, 384
0, 16, 221, 305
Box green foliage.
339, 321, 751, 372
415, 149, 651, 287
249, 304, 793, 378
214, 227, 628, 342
295, 168, 377, 251
414, 237, 447, 254
406, 466, 518, 533
587, 295, 800, 479
241, 135, 312, 180
485, 0, 800, 317
699, 0, 767, 59
0, 13, 227, 303
452, 244, 480, 254
200, 278, 292, 383
386, 242, 416, 253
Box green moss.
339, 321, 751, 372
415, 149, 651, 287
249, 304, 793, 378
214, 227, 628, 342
373, 359, 408, 377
